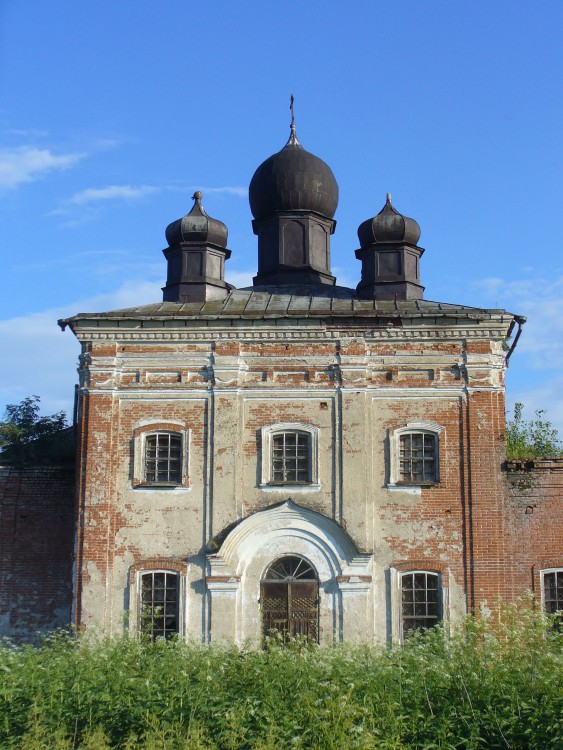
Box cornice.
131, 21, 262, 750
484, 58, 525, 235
70, 326, 508, 343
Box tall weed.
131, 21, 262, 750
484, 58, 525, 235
0, 602, 560, 749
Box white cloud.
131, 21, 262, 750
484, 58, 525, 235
332, 266, 357, 290
3, 128, 49, 138
69, 184, 159, 205
473, 274, 563, 436
0, 146, 85, 190
0, 281, 161, 418
506, 377, 563, 443
473, 276, 563, 370
227, 269, 254, 288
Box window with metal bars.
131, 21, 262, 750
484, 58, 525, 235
542, 570, 563, 616
401, 571, 441, 638
139, 571, 179, 640
144, 433, 182, 485
399, 432, 437, 483
271, 431, 311, 484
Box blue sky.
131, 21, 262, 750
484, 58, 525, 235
1, 1, 562, 433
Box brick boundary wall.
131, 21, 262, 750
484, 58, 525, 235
504, 458, 563, 602
0, 465, 75, 641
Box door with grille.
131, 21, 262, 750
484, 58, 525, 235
260, 556, 319, 642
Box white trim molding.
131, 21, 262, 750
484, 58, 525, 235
132, 423, 191, 489
388, 421, 445, 487
389, 565, 449, 644
259, 422, 320, 492
207, 500, 372, 644
128, 560, 189, 638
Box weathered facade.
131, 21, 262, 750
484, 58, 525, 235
2, 119, 561, 643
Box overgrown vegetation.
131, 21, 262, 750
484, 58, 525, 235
0, 396, 73, 467
506, 402, 561, 460
1, 604, 561, 749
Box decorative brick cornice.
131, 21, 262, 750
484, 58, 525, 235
70, 326, 508, 343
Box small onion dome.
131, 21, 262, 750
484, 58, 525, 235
249, 126, 339, 221
357, 193, 421, 248
165, 192, 228, 248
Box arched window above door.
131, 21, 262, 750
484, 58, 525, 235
264, 555, 318, 581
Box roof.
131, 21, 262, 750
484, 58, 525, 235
59, 286, 515, 330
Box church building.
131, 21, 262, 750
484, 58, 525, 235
56, 119, 560, 645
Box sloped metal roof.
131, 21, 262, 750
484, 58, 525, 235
58, 286, 514, 329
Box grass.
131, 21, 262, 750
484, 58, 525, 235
0, 603, 561, 749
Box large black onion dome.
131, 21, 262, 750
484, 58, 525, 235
165, 192, 228, 248
358, 194, 421, 248
249, 126, 339, 221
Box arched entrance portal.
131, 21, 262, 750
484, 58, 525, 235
260, 555, 319, 642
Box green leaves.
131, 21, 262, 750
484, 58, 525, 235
506, 402, 561, 460
0, 395, 71, 467
0, 610, 561, 749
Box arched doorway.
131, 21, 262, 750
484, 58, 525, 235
260, 555, 319, 642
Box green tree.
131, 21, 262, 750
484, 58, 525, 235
506, 402, 561, 460
0, 395, 72, 467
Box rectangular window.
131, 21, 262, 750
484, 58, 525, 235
543, 570, 563, 615
145, 433, 182, 485
399, 432, 436, 483
401, 572, 440, 637
272, 432, 310, 484
140, 571, 179, 640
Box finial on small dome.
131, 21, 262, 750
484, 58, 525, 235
287, 93, 301, 147
192, 191, 203, 204
386, 193, 392, 205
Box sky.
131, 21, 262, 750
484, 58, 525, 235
0, 0, 562, 434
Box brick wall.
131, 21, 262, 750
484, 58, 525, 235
504, 459, 563, 601
0, 465, 74, 641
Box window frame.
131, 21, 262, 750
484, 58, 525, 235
389, 422, 443, 487
389, 564, 448, 644
260, 423, 320, 492
132, 425, 190, 489
541, 568, 563, 617
129, 561, 187, 639
399, 570, 442, 639
139, 569, 180, 640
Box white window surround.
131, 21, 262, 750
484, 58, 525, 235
260, 422, 320, 492
388, 422, 444, 488
540, 568, 563, 615
129, 567, 187, 638
389, 567, 448, 644
132, 427, 191, 490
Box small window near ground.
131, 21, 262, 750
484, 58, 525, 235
542, 570, 563, 617
401, 571, 440, 638
145, 433, 182, 485
399, 432, 437, 484
140, 571, 179, 640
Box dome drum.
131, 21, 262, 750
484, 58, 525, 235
355, 245, 424, 300
253, 211, 336, 287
